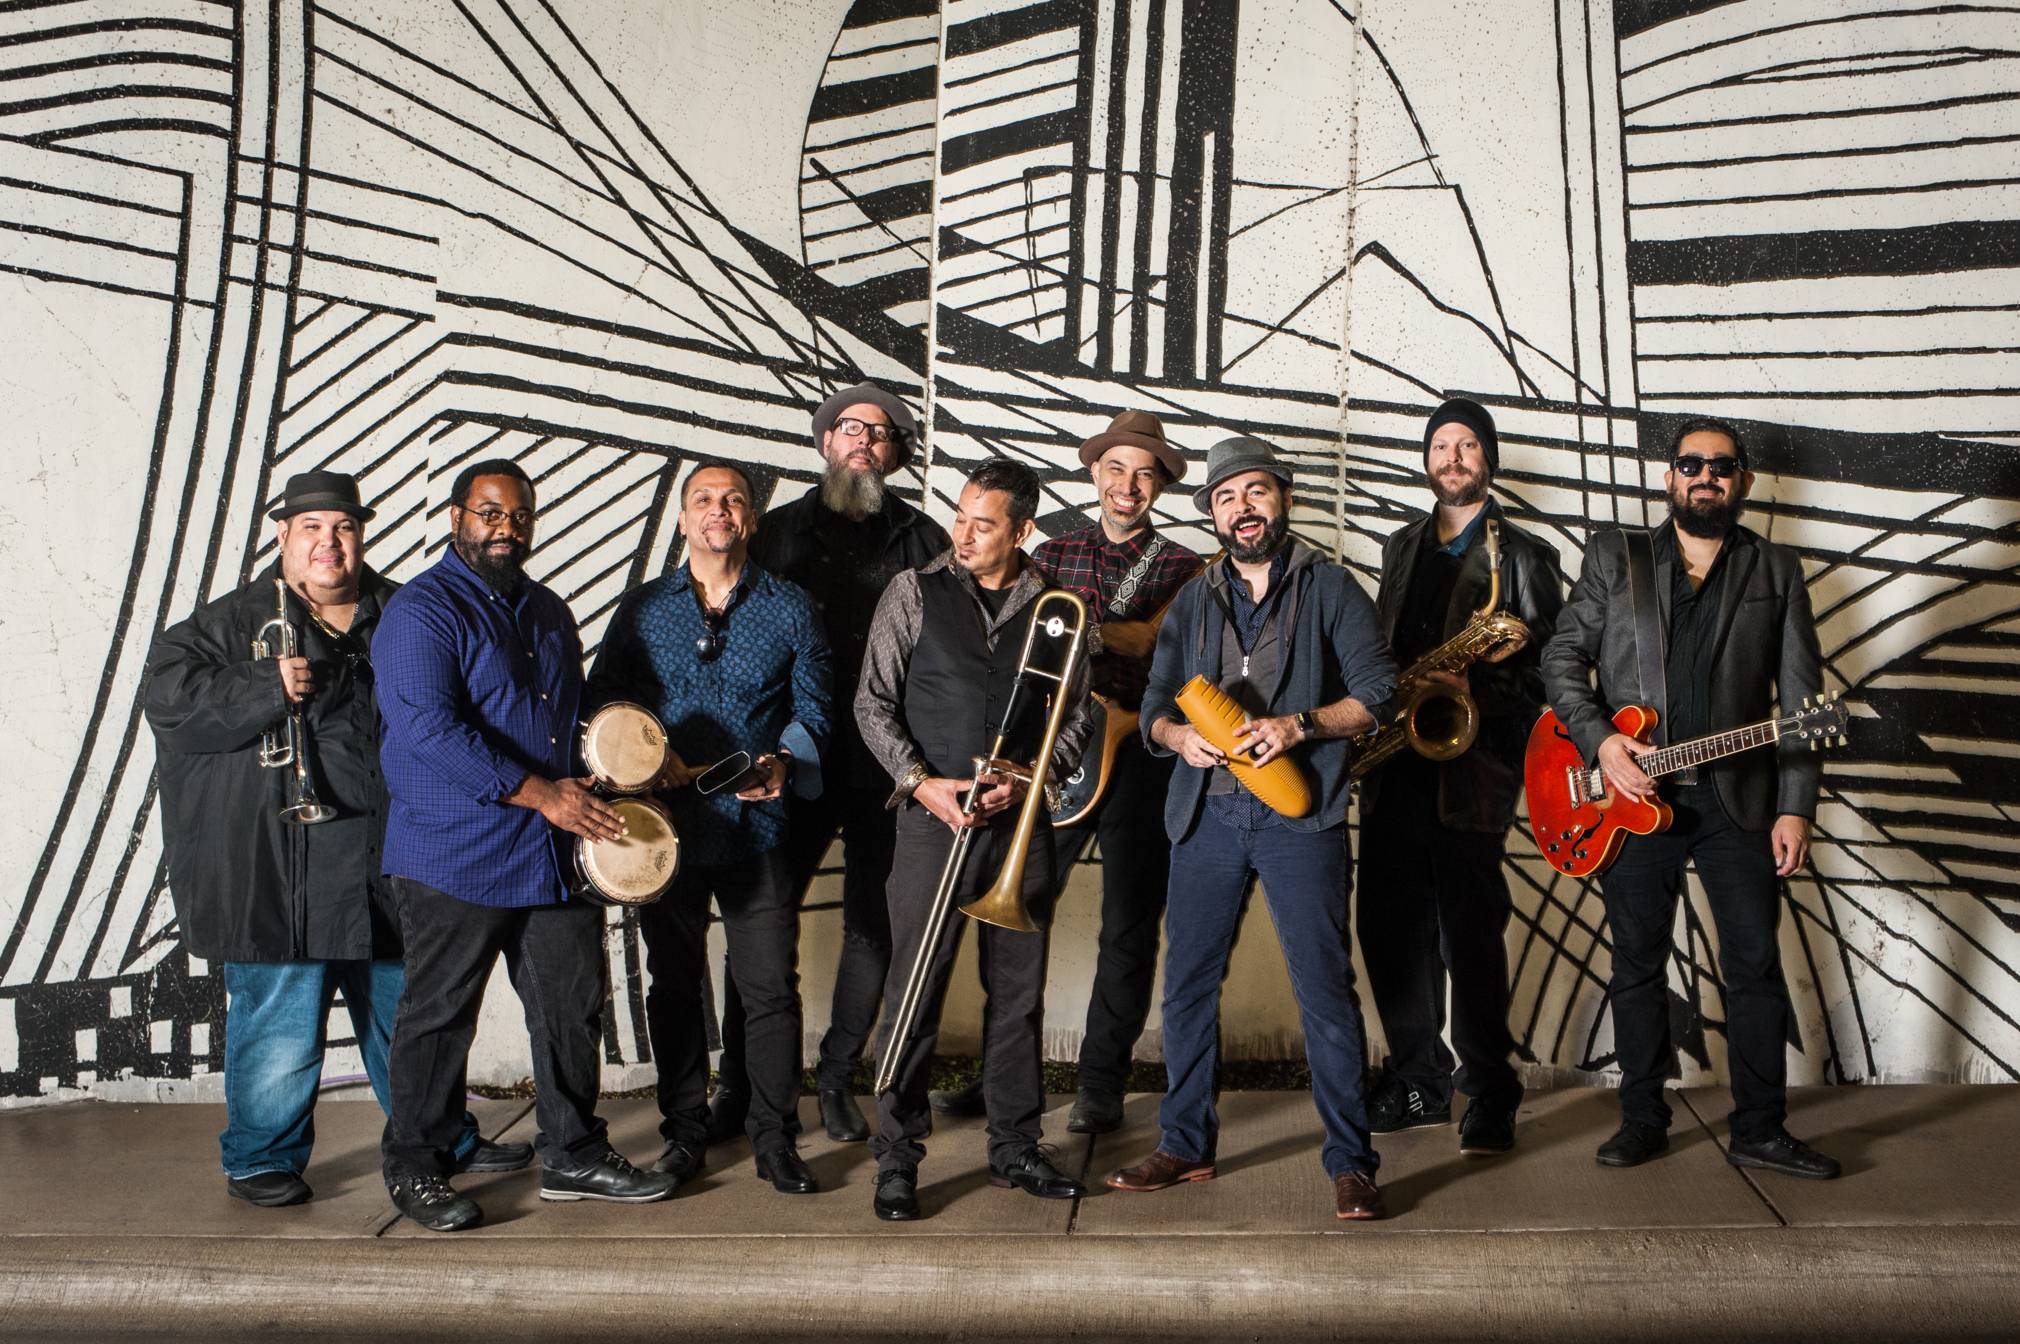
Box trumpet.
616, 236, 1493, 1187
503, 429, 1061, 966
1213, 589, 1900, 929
1350, 518, 1530, 780
873, 589, 1088, 1096
253, 579, 336, 825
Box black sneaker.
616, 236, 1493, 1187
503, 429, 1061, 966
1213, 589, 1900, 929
1457, 1098, 1517, 1155
927, 1077, 986, 1117
386, 1169, 481, 1232
454, 1137, 534, 1174
650, 1140, 705, 1189
873, 1166, 920, 1221
1726, 1129, 1840, 1180
539, 1150, 679, 1203
1595, 1120, 1669, 1168
1366, 1073, 1451, 1134
227, 1170, 311, 1207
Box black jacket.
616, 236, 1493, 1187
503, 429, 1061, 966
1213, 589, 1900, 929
1540, 524, 1822, 831
751, 486, 949, 789
144, 565, 398, 962
1367, 499, 1565, 832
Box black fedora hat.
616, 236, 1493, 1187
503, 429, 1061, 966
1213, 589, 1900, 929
811, 382, 920, 469
267, 470, 375, 522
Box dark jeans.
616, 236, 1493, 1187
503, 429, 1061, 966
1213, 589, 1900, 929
870, 802, 1053, 1174
638, 848, 803, 1154
1600, 791, 1790, 1142
1053, 735, 1174, 1095
380, 878, 610, 1177
716, 771, 897, 1093
1159, 794, 1376, 1178
1356, 778, 1522, 1109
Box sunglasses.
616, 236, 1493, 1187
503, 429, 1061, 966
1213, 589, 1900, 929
1672, 454, 1743, 480
695, 608, 726, 663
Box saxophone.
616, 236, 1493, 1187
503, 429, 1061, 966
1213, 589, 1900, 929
1350, 517, 1531, 780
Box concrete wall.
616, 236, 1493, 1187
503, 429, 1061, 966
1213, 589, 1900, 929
2, 0, 2016, 1104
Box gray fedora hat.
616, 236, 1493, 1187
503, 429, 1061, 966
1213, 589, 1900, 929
1191, 436, 1294, 513
811, 381, 920, 469
267, 469, 375, 521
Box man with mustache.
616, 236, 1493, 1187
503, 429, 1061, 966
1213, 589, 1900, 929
1357, 398, 1564, 1156
1106, 438, 1399, 1220
374, 459, 678, 1231
705, 383, 949, 1147
1542, 419, 1837, 1180
854, 459, 1095, 1221
930, 411, 1201, 1134
144, 471, 512, 1208
586, 461, 833, 1195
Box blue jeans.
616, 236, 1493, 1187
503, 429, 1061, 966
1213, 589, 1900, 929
1157, 794, 1377, 1178
221, 959, 477, 1178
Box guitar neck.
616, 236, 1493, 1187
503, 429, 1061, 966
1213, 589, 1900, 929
1637, 714, 1788, 779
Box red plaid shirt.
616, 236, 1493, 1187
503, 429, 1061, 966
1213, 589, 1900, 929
1033, 523, 1202, 709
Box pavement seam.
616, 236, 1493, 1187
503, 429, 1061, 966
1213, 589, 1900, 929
1678, 1088, 1790, 1227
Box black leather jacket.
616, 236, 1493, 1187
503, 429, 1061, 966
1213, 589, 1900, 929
1365, 499, 1565, 833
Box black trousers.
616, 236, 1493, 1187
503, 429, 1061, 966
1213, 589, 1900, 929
870, 801, 1053, 1174
1051, 733, 1174, 1094
1356, 778, 1522, 1108
380, 877, 609, 1177
637, 848, 803, 1154
716, 755, 898, 1094
1601, 791, 1790, 1141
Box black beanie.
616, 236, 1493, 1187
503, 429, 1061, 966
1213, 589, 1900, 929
1423, 397, 1499, 475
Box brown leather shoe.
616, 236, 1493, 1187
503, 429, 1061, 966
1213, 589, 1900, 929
1105, 1149, 1215, 1192
1333, 1170, 1386, 1220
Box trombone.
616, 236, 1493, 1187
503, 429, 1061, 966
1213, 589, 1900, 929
873, 589, 1088, 1096
253, 578, 336, 825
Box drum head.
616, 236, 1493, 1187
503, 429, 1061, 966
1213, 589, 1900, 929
581, 702, 668, 794
576, 797, 680, 906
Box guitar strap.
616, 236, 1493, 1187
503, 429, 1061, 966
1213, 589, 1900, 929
1625, 528, 1668, 748
1107, 534, 1167, 618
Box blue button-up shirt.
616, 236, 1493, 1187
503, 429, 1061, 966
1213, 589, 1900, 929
375, 546, 583, 907
587, 561, 833, 867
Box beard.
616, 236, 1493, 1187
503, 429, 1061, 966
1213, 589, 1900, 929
1215, 511, 1290, 564
1432, 466, 1489, 508
819, 458, 887, 521
1669, 486, 1743, 539
455, 534, 530, 594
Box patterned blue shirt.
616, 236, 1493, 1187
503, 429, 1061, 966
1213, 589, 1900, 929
375, 546, 583, 907
587, 561, 833, 866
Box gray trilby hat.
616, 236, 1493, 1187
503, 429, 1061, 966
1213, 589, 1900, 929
811, 381, 920, 469
267, 469, 375, 521
1191, 436, 1294, 513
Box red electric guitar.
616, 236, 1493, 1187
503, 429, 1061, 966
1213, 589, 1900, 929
1524, 698, 1849, 878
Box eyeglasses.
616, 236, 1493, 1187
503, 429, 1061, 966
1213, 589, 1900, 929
1672, 454, 1743, 480
831, 416, 899, 445
695, 608, 726, 663
465, 505, 535, 528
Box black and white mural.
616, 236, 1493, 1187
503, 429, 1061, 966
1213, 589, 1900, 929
2, 0, 2015, 1101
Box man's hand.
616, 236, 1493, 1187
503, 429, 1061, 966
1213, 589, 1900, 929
276, 654, 314, 704
914, 776, 980, 831
1422, 668, 1470, 695
1101, 619, 1157, 660
1233, 714, 1305, 767
510, 775, 627, 842
656, 748, 696, 792
972, 766, 1028, 819
1597, 732, 1658, 801
1771, 815, 1812, 877
735, 753, 789, 802
1154, 717, 1226, 770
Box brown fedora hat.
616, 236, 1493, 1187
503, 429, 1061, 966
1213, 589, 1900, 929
1078, 410, 1186, 481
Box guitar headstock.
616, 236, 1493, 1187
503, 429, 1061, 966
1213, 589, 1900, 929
1794, 694, 1850, 749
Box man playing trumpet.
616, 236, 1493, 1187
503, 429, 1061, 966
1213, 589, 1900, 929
1106, 438, 1398, 1220
855, 459, 1093, 1221
1358, 398, 1563, 1155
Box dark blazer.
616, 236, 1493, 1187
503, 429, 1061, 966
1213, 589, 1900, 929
1367, 499, 1565, 832
1540, 523, 1822, 831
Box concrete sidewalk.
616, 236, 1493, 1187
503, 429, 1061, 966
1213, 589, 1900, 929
2, 1084, 2015, 1341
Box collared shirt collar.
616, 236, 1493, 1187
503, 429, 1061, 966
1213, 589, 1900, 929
1431, 506, 1489, 559
439, 539, 535, 610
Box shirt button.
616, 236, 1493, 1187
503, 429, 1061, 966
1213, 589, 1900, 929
540, 693, 548, 701
550, 736, 558, 744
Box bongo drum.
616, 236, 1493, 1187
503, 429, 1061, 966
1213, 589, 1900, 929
574, 796, 680, 907
580, 701, 668, 794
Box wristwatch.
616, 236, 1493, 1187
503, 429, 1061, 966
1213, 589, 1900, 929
1293, 709, 1316, 737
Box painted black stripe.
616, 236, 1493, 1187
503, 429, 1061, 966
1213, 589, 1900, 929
946, 0, 1084, 59
940, 107, 1080, 174
807, 65, 938, 123
1628, 220, 2020, 286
